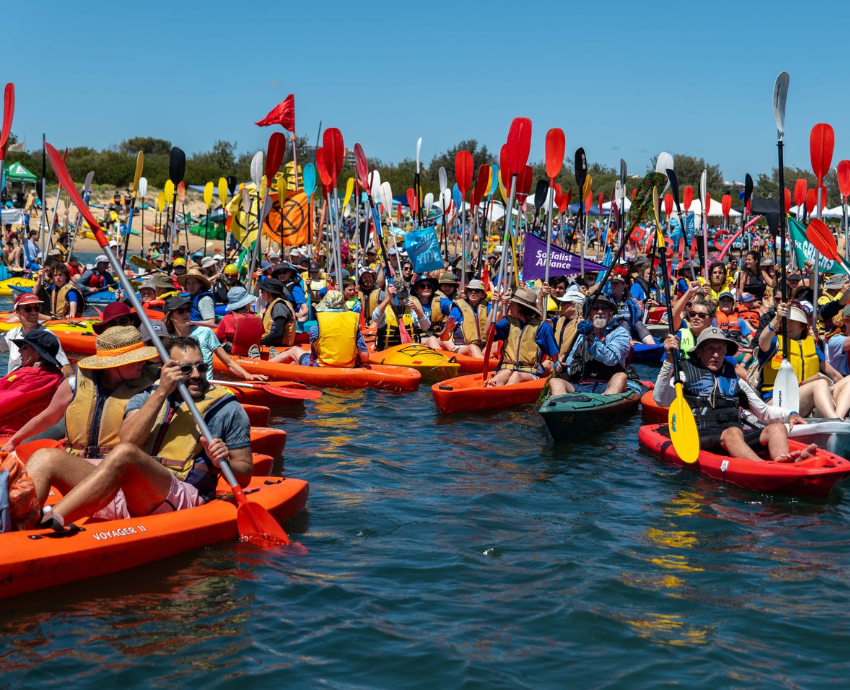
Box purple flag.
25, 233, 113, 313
522, 232, 607, 281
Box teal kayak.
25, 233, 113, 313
539, 388, 641, 443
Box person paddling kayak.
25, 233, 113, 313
655, 327, 817, 463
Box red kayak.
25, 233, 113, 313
432, 373, 546, 414
638, 424, 850, 496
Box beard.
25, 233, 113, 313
592, 315, 608, 329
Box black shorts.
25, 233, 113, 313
698, 424, 763, 453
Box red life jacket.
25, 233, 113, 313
231, 313, 265, 357
715, 310, 743, 342
0, 366, 63, 435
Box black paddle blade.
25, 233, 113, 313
169, 147, 186, 184
666, 168, 681, 211
35, 180, 43, 198
226, 175, 237, 195
534, 179, 548, 210
766, 211, 780, 237
745, 173, 754, 202
620, 158, 627, 186
575, 148, 587, 191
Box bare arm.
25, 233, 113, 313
215, 346, 266, 381
0, 378, 73, 451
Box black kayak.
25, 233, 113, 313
539, 388, 641, 443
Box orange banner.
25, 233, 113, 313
264, 190, 310, 246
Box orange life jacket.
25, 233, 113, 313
715, 310, 743, 342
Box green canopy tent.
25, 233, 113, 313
3, 161, 37, 183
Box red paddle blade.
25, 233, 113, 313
806, 217, 838, 259
564, 188, 572, 208
260, 384, 321, 400
722, 194, 731, 218
322, 128, 344, 184
631, 189, 637, 201
0, 83, 14, 152
794, 178, 807, 207
45, 142, 106, 246
838, 161, 850, 198
504, 117, 532, 176
354, 143, 369, 189
473, 164, 489, 206
406, 188, 417, 213
810, 123, 835, 183
499, 144, 509, 183
704, 193, 711, 216
177, 181, 185, 203
784, 188, 791, 213
598, 192, 604, 209
265, 132, 287, 182
237, 501, 290, 546
664, 193, 673, 216
315, 148, 333, 187
544, 127, 565, 180
683, 186, 693, 211
556, 191, 567, 214
746, 199, 752, 216
805, 188, 816, 213
584, 190, 592, 213
516, 165, 533, 200
455, 150, 473, 196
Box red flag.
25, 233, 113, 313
255, 94, 296, 131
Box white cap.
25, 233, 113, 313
268, 250, 280, 259
558, 285, 587, 306
95, 254, 109, 264
108, 240, 120, 249
213, 253, 223, 261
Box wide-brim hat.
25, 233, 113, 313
93, 302, 142, 334
259, 277, 285, 297
163, 295, 190, 314
11, 329, 61, 368
412, 274, 438, 291
78, 326, 159, 369
176, 268, 211, 291
225, 286, 256, 312
152, 273, 176, 290
826, 273, 846, 290
272, 262, 298, 278
509, 286, 541, 316
694, 326, 737, 355
465, 279, 486, 292
439, 272, 459, 286
592, 294, 617, 311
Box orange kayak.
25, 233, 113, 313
214, 355, 420, 392
249, 426, 287, 458
640, 388, 668, 423
0, 475, 308, 599
432, 373, 546, 414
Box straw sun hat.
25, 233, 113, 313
77, 326, 159, 369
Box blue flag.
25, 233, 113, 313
403, 227, 443, 273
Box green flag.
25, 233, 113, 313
788, 217, 847, 275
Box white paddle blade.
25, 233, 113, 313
424, 192, 434, 213
699, 170, 707, 207
138, 176, 148, 198
369, 170, 381, 204
656, 152, 673, 193
773, 71, 790, 142
260, 196, 274, 222
380, 181, 394, 219
773, 359, 800, 412
250, 151, 264, 187
416, 137, 422, 173
83, 171, 95, 195
439, 167, 447, 194
241, 187, 251, 212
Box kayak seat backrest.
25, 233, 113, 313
232, 313, 265, 356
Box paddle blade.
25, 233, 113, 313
45, 142, 106, 246
354, 143, 369, 188
218, 177, 228, 206
455, 150, 473, 196
343, 177, 355, 210
177, 181, 185, 203
574, 148, 587, 192
598, 192, 604, 211
438, 166, 447, 194
138, 177, 147, 199
563, 188, 572, 212
744, 173, 753, 203
474, 165, 490, 207
683, 185, 693, 212
517, 165, 533, 201
664, 193, 673, 217
0, 83, 14, 152
838, 161, 850, 198
722, 194, 731, 218
237, 500, 290, 546
773, 72, 790, 142
265, 131, 287, 182
416, 137, 422, 173
794, 179, 807, 207
620, 158, 627, 186
406, 188, 417, 214
302, 163, 317, 196
250, 151, 264, 188
810, 123, 835, 183
132, 151, 144, 195
423, 192, 434, 214
169, 147, 186, 185
806, 218, 837, 259
227, 176, 237, 195
545, 127, 565, 180
380, 181, 394, 220
315, 148, 332, 187
655, 152, 673, 192
276, 175, 287, 203
669, 384, 699, 464
533, 178, 549, 211
157, 191, 166, 213
773, 360, 801, 413
785, 188, 792, 214
322, 127, 344, 183
203, 181, 213, 208
805, 188, 816, 213
504, 117, 532, 176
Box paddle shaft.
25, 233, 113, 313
545, 181, 555, 283
778, 138, 789, 359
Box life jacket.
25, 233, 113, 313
50, 282, 85, 318
212, 278, 229, 304
499, 316, 542, 373
409, 295, 445, 335
612, 295, 641, 327
262, 296, 296, 346
313, 311, 359, 367
634, 275, 654, 301
144, 384, 236, 500
377, 304, 413, 350
553, 316, 578, 358
65, 364, 158, 458
678, 327, 696, 359
231, 313, 265, 356
679, 357, 744, 430
456, 299, 489, 346
0, 365, 63, 435
189, 290, 216, 321
87, 273, 105, 290
0, 452, 40, 532
736, 304, 760, 330
544, 295, 560, 318
360, 289, 382, 326
567, 325, 627, 382
714, 311, 743, 343
761, 334, 820, 395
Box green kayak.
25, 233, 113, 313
539, 388, 641, 443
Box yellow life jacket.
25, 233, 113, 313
262, 296, 295, 346
158, 289, 179, 301
65, 364, 158, 458
456, 299, 489, 346
315, 311, 360, 367
410, 295, 445, 335
546, 295, 559, 318
379, 305, 414, 350
359, 289, 382, 325
500, 316, 542, 373
761, 334, 820, 394
145, 384, 236, 496
51, 283, 84, 317
553, 316, 578, 357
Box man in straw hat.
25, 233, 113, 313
655, 326, 817, 463
177, 267, 217, 324
271, 290, 368, 368
439, 278, 491, 358
549, 294, 631, 397
483, 285, 559, 387
28, 332, 253, 529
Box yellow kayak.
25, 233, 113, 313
367, 343, 461, 382
0, 315, 97, 334
0, 277, 36, 297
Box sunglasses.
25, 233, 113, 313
590, 305, 611, 312
172, 306, 191, 315
688, 311, 710, 319
17, 305, 41, 314
178, 362, 209, 376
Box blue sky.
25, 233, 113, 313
6, 0, 848, 181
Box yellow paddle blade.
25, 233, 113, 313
276, 174, 287, 202
110, 210, 119, 222
343, 177, 355, 209
260, 175, 268, 200
582, 174, 592, 199
156, 191, 165, 213
132, 151, 144, 195
164, 179, 174, 200
218, 177, 228, 206
203, 181, 213, 208
669, 383, 699, 464
652, 187, 665, 245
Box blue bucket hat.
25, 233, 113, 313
225, 286, 256, 312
